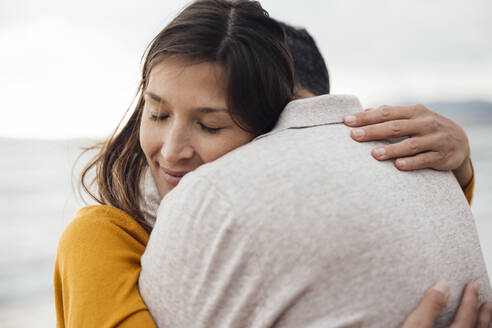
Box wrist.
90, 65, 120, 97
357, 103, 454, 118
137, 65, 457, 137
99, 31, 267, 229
452, 156, 473, 189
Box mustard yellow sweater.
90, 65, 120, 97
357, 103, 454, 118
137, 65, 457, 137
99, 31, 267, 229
54, 205, 156, 327
54, 177, 475, 327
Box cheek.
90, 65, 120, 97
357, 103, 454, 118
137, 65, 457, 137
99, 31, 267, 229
199, 131, 254, 163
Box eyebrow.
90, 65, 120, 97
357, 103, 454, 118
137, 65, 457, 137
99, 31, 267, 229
144, 91, 229, 113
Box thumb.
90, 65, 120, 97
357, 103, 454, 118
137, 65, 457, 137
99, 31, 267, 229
402, 280, 450, 328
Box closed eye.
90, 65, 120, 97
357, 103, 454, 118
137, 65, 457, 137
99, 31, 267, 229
149, 114, 222, 133
150, 114, 169, 121
199, 123, 222, 134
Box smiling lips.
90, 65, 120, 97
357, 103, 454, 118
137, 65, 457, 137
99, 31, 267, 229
160, 167, 188, 186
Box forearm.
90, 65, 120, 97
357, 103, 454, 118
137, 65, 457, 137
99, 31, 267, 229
452, 156, 473, 187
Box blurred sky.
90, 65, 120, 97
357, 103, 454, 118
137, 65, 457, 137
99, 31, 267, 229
1, 0, 491, 139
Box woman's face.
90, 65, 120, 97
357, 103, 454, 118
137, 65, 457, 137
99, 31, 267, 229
140, 58, 255, 198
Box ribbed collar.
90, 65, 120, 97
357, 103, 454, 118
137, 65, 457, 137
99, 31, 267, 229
255, 94, 363, 141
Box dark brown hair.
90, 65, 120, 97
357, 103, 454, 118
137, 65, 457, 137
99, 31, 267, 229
80, 0, 294, 228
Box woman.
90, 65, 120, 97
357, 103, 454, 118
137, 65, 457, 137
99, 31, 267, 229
54, 0, 478, 327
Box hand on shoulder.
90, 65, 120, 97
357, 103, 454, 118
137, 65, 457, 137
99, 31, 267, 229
344, 104, 473, 188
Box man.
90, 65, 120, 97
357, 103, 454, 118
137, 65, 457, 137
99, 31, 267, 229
138, 24, 486, 327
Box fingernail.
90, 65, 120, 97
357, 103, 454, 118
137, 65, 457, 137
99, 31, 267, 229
432, 280, 450, 301
396, 159, 406, 168
344, 115, 356, 124
352, 128, 365, 138
374, 148, 386, 157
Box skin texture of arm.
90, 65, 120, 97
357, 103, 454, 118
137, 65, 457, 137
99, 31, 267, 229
54, 205, 156, 328
460, 159, 475, 204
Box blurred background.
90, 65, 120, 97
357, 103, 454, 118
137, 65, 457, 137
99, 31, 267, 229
0, 0, 491, 326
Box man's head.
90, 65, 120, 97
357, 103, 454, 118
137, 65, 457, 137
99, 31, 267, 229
279, 21, 330, 97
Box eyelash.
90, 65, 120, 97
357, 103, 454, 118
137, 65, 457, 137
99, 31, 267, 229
150, 114, 223, 134
150, 114, 168, 122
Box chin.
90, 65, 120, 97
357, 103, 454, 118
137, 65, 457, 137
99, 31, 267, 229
157, 181, 172, 198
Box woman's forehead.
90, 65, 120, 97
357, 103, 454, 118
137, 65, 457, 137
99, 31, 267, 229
148, 58, 225, 85
146, 60, 229, 111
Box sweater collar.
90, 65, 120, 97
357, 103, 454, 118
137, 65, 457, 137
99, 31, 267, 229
254, 94, 363, 141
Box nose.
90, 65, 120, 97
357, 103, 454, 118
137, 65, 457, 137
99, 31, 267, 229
160, 122, 194, 163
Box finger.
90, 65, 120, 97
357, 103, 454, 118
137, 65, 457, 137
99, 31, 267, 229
450, 281, 479, 327
477, 302, 492, 328
394, 152, 445, 171
344, 105, 418, 127
371, 136, 439, 161
402, 281, 450, 328
349, 119, 421, 142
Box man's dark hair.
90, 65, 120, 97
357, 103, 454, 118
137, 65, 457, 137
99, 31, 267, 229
279, 22, 330, 96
